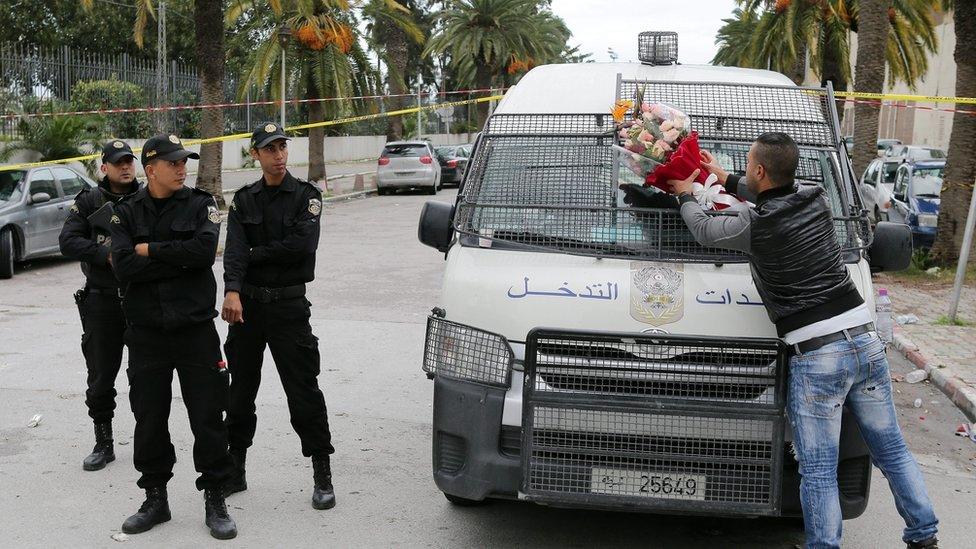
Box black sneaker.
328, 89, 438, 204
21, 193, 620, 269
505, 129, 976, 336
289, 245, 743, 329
907, 537, 939, 549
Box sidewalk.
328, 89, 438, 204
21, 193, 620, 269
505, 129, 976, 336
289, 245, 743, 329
877, 273, 976, 422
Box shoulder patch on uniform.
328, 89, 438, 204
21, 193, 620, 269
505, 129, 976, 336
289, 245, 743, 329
308, 198, 322, 216
207, 205, 220, 224
110, 214, 121, 224
69, 203, 79, 214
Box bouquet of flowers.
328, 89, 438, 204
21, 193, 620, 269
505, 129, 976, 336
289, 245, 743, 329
612, 89, 742, 211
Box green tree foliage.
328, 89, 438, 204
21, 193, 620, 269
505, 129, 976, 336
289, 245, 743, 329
70, 80, 153, 139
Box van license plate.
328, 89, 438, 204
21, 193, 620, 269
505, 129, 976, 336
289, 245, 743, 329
590, 467, 705, 500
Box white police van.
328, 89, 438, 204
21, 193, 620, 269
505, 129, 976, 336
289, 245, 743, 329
417, 32, 911, 518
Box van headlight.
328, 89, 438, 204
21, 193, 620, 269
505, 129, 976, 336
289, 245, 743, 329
918, 214, 938, 228
424, 316, 514, 388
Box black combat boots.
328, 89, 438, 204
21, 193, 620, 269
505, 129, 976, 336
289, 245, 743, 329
311, 456, 336, 510
223, 447, 247, 496
121, 486, 171, 534
907, 537, 939, 549
204, 488, 238, 540
83, 422, 115, 471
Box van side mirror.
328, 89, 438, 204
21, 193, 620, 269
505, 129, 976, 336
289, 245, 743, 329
418, 201, 454, 253
869, 222, 912, 272
30, 192, 52, 205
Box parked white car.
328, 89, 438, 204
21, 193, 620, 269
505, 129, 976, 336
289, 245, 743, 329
858, 157, 903, 223
376, 141, 441, 195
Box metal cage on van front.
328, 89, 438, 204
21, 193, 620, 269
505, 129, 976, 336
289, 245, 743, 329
521, 329, 789, 515
454, 80, 872, 263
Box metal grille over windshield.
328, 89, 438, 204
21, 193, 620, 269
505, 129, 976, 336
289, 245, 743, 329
455, 81, 871, 262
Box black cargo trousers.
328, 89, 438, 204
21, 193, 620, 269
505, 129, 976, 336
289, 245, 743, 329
126, 321, 235, 490
75, 287, 126, 424
223, 294, 334, 459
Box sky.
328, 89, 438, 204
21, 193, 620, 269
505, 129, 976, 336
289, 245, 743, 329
548, 0, 739, 65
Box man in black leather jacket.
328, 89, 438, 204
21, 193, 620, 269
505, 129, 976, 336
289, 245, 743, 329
670, 133, 939, 549
59, 139, 139, 472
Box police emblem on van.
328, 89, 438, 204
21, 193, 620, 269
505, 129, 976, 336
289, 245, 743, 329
630, 262, 683, 326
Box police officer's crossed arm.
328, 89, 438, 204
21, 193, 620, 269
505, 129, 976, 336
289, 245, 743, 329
59, 190, 111, 266
221, 198, 249, 324
109, 207, 184, 283
145, 198, 221, 268
248, 188, 323, 264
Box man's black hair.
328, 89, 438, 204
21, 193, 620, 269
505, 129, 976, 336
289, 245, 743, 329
754, 132, 799, 187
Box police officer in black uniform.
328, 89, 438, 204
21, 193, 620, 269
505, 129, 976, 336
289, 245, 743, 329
221, 122, 335, 510
109, 134, 237, 540
59, 140, 140, 471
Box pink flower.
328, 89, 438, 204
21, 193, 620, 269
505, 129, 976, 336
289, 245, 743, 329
663, 129, 681, 143
618, 128, 630, 139
640, 103, 652, 113
627, 140, 646, 154
654, 139, 672, 152
650, 104, 667, 119
660, 120, 674, 132
638, 129, 654, 143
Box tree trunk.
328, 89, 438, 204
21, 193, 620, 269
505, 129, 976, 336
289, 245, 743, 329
385, 28, 409, 141
851, 1, 888, 180
193, 0, 225, 207
932, 5, 976, 265
789, 40, 807, 86
308, 92, 327, 183
821, 39, 849, 127
475, 64, 491, 129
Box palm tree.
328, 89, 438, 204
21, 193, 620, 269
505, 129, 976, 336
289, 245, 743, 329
228, 0, 377, 182
714, 1, 939, 93
81, 0, 227, 205
0, 113, 102, 177
932, 1, 976, 265
850, 1, 889, 178
194, 0, 227, 206
363, 0, 425, 141
425, 0, 572, 128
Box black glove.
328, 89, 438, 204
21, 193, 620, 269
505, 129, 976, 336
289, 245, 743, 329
619, 183, 680, 209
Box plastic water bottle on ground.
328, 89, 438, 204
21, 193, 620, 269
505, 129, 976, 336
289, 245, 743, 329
876, 288, 893, 344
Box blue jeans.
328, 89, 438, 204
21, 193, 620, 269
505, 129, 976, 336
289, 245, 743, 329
787, 331, 938, 549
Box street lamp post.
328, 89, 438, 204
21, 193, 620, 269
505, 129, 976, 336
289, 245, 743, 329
278, 26, 292, 129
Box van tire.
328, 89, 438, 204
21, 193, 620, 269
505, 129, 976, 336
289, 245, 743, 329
443, 493, 487, 507
0, 228, 14, 279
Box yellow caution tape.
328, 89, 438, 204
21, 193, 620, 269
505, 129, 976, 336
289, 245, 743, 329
834, 90, 976, 106
0, 95, 504, 173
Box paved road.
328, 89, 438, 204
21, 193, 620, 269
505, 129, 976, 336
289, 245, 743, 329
1, 189, 974, 547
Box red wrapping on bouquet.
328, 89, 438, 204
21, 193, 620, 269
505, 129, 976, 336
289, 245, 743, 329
644, 131, 709, 192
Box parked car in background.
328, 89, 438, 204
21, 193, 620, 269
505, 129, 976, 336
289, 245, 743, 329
888, 160, 944, 249
0, 165, 96, 279
842, 136, 903, 158
434, 144, 472, 186
858, 157, 903, 223
376, 141, 442, 195
876, 138, 903, 155
885, 145, 945, 162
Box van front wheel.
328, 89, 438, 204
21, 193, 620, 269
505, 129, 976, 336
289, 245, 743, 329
443, 492, 487, 507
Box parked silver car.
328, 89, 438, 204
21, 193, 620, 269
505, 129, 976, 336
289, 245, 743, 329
858, 157, 903, 223
0, 166, 97, 278
376, 141, 441, 195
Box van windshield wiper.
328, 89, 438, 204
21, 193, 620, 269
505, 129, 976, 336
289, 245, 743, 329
488, 230, 634, 254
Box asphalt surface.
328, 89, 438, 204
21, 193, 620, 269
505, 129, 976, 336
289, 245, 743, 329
1, 188, 974, 548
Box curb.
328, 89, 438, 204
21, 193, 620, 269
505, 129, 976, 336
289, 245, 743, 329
892, 331, 976, 422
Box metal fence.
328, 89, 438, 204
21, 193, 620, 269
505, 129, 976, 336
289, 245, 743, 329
0, 43, 202, 137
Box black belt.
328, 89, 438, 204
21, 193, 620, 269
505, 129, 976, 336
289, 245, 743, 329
85, 287, 122, 298
241, 283, 306, 304
793, 322, 876, 355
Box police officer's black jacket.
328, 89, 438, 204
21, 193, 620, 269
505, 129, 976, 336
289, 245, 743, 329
223, 171, 322, 293
59, 176, 138, 289
110, 185, 221, 329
